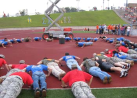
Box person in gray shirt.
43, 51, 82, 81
80, 57, 111, 84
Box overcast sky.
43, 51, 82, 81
0, 0, 137, 16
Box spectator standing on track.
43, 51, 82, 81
61, 64, 96, 98
127, 25, 131, 36
96, 24, 99, 34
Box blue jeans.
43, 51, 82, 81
89, 67, 111, 80
127, 31, 130, 36
96, 29, 99, 34
32, 71, 47, 90
66, 59, 81, 70
126, 57, 137, 62
118, 29, 121, 35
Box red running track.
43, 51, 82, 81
0, 29, 137, 89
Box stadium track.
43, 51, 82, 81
0, 29, 137, 89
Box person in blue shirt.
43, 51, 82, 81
59, 53, 81, 70
65, 37, 71, 41
76, 42, 93, 48
114, 52, 137, 62
33, 37, 42, 41
83, 37, 92, 42
73, 37, 81, 41
0, 41, 6, 48
24, 64, 52, 98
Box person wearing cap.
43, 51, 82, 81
80, 57, 111, 84
0, 72, 33, 98
0, 60, 28, 80
59, 53, 82, 70
37, 57, 66, 80
0, 54, 9, 71
75, 41, 93, 48
24, 64, 52, 98
104, 49, 115, 57
61, 64, 96, 98
115, 44, 137, 54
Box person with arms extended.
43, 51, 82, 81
61, 64, 96, 98
59, 52, 81, 70
0, 72, 33, 98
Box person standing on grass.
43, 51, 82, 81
0, 72, 33, 98
80, 57, 112, 84
61, 64, 96, 98
0, 54, 9, 71
59, 52, 81, 70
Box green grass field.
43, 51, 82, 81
18, 88, 137, 98
0, 10, 127, 28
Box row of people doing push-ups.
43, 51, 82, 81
100, 36, 137, 51
0, 44, 137, 98
0, 37, 42, 48
0, 36, 99, 48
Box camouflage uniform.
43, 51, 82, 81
0, 69, 24, 79
120, 52, 137, 58
47, 62, 65, 78
0, 75, 23, 98
128, 49, 137, 54
72, 81, 96, 98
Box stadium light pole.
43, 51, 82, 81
76, 0, 80, 12
103, 0, 104, 10
108, 0, 109, 10
126, 0, 128, 7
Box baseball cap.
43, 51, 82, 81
71, 64, 77, 68
19, 60, 25, 64
0, 54, 5, 58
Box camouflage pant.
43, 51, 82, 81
0, 69, 24, 79
72, 81, 96, 98
0, 75, 24, 98
47, 62, 65, 78
128, 49, 137, 54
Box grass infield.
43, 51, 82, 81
18, 88, 137, 98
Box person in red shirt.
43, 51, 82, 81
0, 54, 9, 71
1, 60, 28, 79
8, 60, 28, 70
115, 44, 137, 54
0, 72, 33, 98
104, 49, 115, 57
61, 64, 96, 98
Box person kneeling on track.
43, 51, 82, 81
76, 42, 93, 48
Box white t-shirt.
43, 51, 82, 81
127, 26, 131, 32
